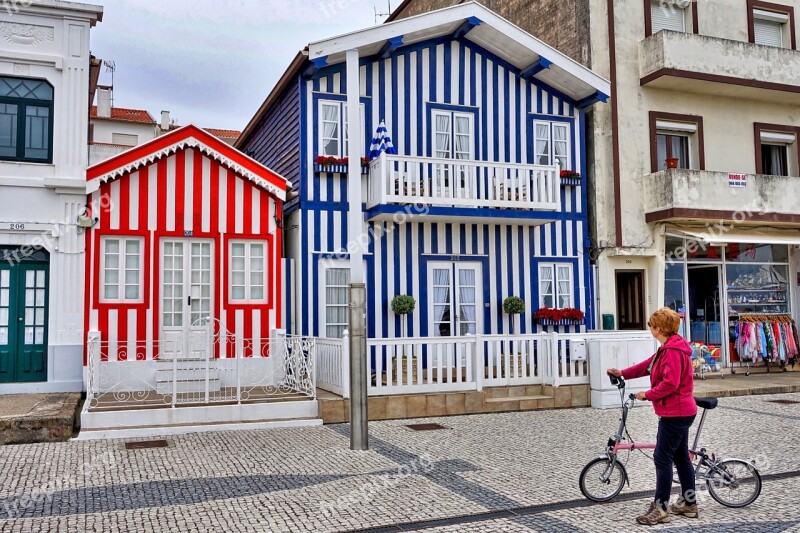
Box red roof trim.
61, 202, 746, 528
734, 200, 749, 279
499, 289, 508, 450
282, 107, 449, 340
86, 125, 288, 193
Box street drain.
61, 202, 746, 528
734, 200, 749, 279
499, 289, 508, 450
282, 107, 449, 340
406, 423, 448, 431
767, 399, 800, 405
125, 439, 169, 450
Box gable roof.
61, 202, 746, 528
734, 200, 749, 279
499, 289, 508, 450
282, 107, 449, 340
90, 106, 156, 124
238, 2, 609, 148
87, 125, 290, 200
308, 1, 609, 102
204, 128, 241, 140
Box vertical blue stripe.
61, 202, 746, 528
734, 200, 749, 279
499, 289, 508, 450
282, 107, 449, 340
406, 222, 414, 336
469, 47, 477, 107
492, 60, 499, 162
558, 98, 564, 116
458, 41, 466, 106
459, 223, 467, 255
537, 86, 542, 114
301, 208, 309, 336
518, 227, 527, 334
503, 65, 511, 163
494, 225, 503, 333
429, 44, 437, 102
391, 56, 399, 152
505, 226, 514, 297
515, 76, 522, 163
393, 222, 401, 335
547, 92, 553, 115
326, 75, 333, 93
418, 222, 427, 336
445, 223, 452, 255
471, 224, 478, 255
404, 51, 411, 155
481, 54, 488, 160
378, 59, 386, 122
482, 225, 490, 332
431, 222, 438, 254
380, 222, 388, 337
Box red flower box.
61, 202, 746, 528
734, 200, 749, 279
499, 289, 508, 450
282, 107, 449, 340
533, 307, 585, 325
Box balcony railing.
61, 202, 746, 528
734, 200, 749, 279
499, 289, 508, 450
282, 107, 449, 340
367, 153, 561, 211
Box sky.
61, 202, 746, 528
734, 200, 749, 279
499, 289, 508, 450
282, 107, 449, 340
90, 0, 389, 131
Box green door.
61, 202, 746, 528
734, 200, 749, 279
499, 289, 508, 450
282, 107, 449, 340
0, 261, 49, 383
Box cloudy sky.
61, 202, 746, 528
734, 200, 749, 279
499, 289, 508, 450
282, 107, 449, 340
91, 0, 387, 131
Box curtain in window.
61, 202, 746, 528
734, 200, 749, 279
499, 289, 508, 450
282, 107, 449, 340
454, 115, 470, 160
535, 123, 550, 165
435, 114, 451, 158
325, 268, 349, 338
539, 266, 553, 308
458, 269, 477, 334
763, 144, 788, 176
553, 125, 568, 169
557, 266, 571, 308
321, 104, 340, 156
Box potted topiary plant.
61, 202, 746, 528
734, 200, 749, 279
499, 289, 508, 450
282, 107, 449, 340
503, 296, 525, 334
390, 295, 417, 382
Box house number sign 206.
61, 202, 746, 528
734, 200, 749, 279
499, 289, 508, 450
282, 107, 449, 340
8, 223, 25, 230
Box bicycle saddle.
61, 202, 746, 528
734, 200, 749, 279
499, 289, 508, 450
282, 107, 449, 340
694, 397, 718, 410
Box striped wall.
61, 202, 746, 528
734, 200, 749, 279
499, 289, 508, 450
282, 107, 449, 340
289, 36, 594, 339
85, 147, 283, 361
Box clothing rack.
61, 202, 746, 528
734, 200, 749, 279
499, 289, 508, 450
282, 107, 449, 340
732, 313, 798, 375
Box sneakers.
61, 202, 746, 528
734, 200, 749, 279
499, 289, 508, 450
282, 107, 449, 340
636, 502, 671, 526
669, 498, 699, 518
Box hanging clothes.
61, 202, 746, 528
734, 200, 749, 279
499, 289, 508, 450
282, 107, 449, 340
735, 314, 798, 364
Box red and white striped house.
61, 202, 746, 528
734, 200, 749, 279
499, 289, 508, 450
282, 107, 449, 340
85, 125, 288, 358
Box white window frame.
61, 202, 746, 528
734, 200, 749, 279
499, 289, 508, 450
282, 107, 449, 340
100, 236, 144, 303
320, 261, 351, 339
650, 0, 689, 34
432, 109, 474, 160
533, 120, 571, 169
229, 240, 268, 304
318, 99, 366, 159
538, 263, 574, 309
753, 8, 789, 48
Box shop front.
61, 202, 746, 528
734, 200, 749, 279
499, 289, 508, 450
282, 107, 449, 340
663, 231, 799, 373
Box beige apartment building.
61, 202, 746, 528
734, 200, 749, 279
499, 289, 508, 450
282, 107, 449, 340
391, 0, 800, 370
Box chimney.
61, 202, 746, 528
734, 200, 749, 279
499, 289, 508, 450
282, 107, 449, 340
161, 110, 170, 131
97, 88, 111, 118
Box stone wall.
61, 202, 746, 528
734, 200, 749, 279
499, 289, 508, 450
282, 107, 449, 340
390, 0, 592, 67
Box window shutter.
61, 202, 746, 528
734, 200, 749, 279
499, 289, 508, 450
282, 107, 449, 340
651, 2, 686, 33
754, 18, 783, 47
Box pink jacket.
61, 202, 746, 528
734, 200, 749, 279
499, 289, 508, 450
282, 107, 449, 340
622, 335, 697, 418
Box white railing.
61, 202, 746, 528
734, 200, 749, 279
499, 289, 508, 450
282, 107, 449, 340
316, 335, 350, 398
85, 322, 316, 411
367, 153, 561, 211
480, 333, 549, 387
368, 336, 478, 396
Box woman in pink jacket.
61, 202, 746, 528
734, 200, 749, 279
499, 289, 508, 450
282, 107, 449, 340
608, 307, 697, 526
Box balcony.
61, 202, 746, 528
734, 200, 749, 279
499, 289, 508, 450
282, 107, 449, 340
639, 31, 800, 104
366, 154, 562, 223
644, 169, 800, 224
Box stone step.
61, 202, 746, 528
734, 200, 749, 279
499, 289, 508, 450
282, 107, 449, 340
485, 385, 543, 398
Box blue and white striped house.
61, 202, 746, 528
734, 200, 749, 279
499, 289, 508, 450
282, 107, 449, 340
237, 3, 611, 391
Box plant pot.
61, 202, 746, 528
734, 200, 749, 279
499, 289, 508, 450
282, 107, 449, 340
665, 158, 680, 169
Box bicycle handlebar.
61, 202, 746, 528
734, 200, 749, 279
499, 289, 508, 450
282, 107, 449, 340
608, 374, 626, 389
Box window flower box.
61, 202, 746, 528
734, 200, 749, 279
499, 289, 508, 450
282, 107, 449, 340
533, 307, 585, 326
314, 155, 369, 175
560, 169, 582, 187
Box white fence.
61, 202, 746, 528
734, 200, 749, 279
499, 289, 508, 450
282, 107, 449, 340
314, 331, 608, 397
367, 153, 561, 211
85, 322, 316, 411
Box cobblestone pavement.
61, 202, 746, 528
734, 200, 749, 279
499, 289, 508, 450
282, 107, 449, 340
0, 391, 799, 532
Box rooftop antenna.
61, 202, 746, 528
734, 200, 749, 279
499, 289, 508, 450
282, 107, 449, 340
103, 60, 116, 107
374, 0, 392, 24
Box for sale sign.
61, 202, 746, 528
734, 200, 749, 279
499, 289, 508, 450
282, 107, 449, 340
728, 173, 747, 188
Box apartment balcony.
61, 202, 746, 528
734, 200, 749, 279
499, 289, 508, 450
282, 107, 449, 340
644, 169, 800, 225
639, 31, 800, 104
365, 154, 563, 224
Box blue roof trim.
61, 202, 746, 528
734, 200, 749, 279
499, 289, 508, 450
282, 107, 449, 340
576, 90, 609, 110
376, 36, 405, 60
452, 16, 482, 39
521, 57, 552, 79
303, 56, 329, 79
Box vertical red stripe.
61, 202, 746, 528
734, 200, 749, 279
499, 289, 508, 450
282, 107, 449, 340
118, 173, 129, 231
242, 181, 253, 235
117, 310, 127, 361
137, 166, 149, 359
210, 160, 220, 235
193, 149, 203, 231
260, 192, 272, 339
151, 231, 160, 360
157, 159, 168, 231
175, 150, 186, 233
98, 309, 109, 362
226, 170, 236, 236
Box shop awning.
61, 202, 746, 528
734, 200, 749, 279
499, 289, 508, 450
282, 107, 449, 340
668, 227, 800, 246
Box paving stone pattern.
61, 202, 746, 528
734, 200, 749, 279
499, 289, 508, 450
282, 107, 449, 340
1, 392, 799, 531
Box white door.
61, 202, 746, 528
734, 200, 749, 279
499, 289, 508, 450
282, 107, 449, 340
161, 239, 214, 360
429, 262, 481, 337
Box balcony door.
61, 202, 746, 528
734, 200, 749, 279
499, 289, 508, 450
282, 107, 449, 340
429, 262, 481, 338
433, 110, 474, 199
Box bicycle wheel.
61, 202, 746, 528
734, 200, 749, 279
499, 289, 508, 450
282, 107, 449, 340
706, 459, 762, 508
579, 457, 626, 502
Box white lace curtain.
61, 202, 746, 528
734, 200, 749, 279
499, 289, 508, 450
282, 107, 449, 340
321, 104, 340, 156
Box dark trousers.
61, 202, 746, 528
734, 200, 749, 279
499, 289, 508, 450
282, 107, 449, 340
654, 415, 696, 510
